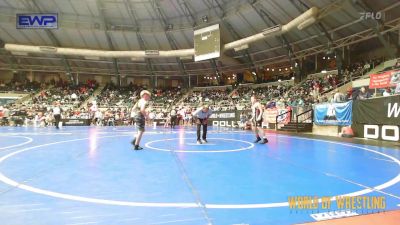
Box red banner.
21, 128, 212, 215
369, 69, 400, 89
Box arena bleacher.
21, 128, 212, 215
0, 58, 397, 127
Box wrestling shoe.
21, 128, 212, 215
134, 145, 143, 150
254, 137, 262, 143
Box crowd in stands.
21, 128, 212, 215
0, 79, 99, 126
152, 87, 184, 104
95, 83, 141, 108
1, 57, 399, 127
179, 88, 234, 112
89, 83, 188, 126
342, 59, 381, 82
0, 79, 42, 93
32, 83, 96, 108
182, 89, 231, 105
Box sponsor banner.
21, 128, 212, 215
17, 13, 58, 29
204, 108, 292, 127
209, 110, 240, 127
314, 101, 352, 126
265, 107, 291, 124
211, 120, 239, 127
352, 95, 400, 141
369, 69, 400, 89
265, 108, 278, 123
360, 125, 400, 142
209, 111, 236, 120
62, 119, 91, 126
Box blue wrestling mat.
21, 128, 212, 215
0, 126, 399, 225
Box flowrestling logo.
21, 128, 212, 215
17, 13, 58, 29
359, 11, 385, 21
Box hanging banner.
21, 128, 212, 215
265, 108, 279, 123
264, 107, 291, 124
208, 108, 291, 127
208, 110, 240, 127
62, 119, 91, 126
369, 69, 400, 89
314, 101, 352, 126
352, 95, 400, 141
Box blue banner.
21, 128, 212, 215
314, 101, 352, 126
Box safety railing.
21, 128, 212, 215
295, 108, 314, 132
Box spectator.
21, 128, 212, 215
1, 106, 10, 125
276, 98, 285, 109
332, 90, 346, 103
356, 87, 371, 100
94, 110, 103, 126
346, 87, 353, 100
148, 111, 155, 125
383, 88, 391, 97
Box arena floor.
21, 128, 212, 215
0, 126, 399, 225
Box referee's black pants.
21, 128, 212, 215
170, 115, 177, 128
196, 118, 207, 141
54, 114, 61, 129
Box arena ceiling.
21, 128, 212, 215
0, 0, 399, 77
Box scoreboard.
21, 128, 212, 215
194, 24, 220, 62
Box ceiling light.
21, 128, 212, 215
234, 44, 249, 52
84, 56, 100, 60
262, 25, 281, 36
11, 51, 28, 56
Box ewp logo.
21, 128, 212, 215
17, 14, 58, 29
